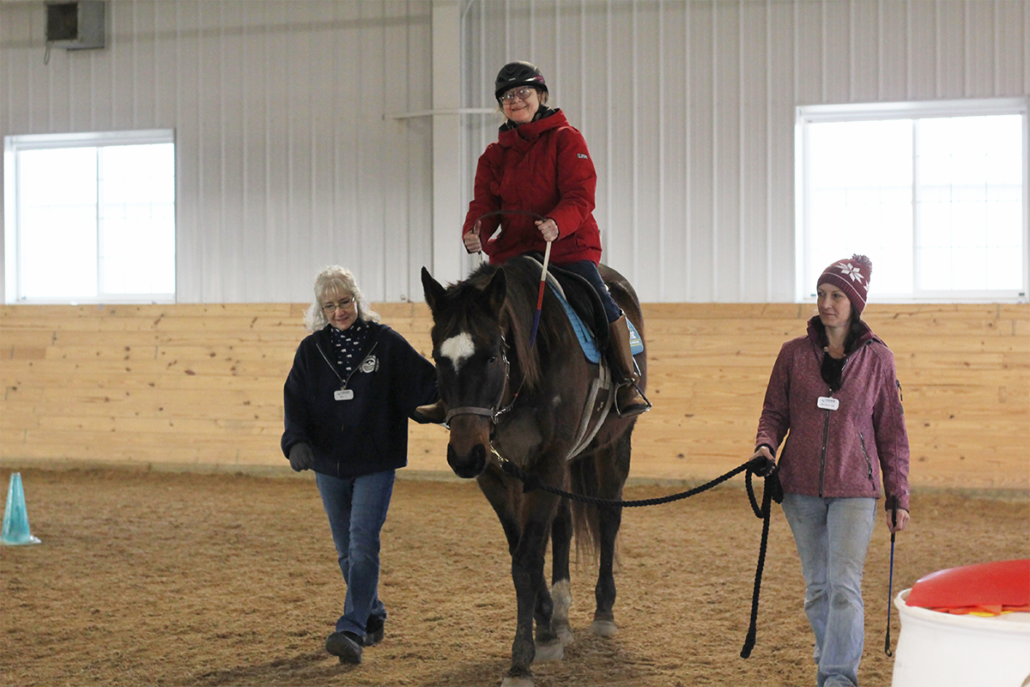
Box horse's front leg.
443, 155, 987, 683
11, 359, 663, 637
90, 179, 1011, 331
504, 491, 560, 686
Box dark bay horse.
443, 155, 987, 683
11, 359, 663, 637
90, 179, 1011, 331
421, 257, 647, 687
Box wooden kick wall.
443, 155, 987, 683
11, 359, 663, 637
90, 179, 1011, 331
1, 303, 1027, 491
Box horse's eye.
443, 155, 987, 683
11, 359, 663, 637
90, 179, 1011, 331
488, 356, 498, 365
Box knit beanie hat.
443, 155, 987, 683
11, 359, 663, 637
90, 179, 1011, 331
817, 254, 872, 314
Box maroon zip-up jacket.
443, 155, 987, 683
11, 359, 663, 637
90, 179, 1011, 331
463, 109, 603, 266
755, 317, 911, 512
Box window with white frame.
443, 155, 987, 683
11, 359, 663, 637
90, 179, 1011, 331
795, 99, 1028, 303
4, 130, 176, 304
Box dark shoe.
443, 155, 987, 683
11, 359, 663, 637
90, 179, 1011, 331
363, 616, 385, 646
608, 315, 651, 417
326, 631, 362, 664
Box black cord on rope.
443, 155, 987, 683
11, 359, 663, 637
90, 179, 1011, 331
498, 456, 761, 508
740, 464, 784, 659
496, 453, 783, 658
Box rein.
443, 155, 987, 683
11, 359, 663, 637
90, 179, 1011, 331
493, 452, 783, 660
446, 209, 551, 425
475, 209, 548, 225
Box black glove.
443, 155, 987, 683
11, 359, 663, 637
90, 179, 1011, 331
750, 455, 778, 478
289, 443, 315, 472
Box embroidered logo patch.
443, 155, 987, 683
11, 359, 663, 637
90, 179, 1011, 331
577, 153, 588, 159
360, 355, 379, 374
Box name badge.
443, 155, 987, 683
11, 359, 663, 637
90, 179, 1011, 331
334, 389, 354, 401
817, 396, 840, 411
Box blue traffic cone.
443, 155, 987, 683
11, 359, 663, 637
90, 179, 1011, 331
1, 473, 42, 546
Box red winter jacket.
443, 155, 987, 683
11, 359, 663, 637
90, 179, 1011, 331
755, 317, 911, 512
463, 109, 603, 266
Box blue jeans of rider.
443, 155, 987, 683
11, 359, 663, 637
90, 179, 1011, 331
781, 494, 877, 687
557, 260, 622, 323
315, 469, 395, 639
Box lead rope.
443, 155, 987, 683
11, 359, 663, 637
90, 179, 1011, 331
740, 466, 783, 658
495, 453, 782, 657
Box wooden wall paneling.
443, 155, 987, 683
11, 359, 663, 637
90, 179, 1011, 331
1, 302, 1027, 489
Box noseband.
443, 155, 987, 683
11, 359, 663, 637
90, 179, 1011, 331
442, 336, 523, 425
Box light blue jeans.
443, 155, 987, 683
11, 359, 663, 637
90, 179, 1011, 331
781, 493, 877, 687
315, 469, 395, 638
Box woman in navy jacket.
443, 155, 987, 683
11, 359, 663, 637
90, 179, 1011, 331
282, 265, 438, 665
752, 255, 910, 687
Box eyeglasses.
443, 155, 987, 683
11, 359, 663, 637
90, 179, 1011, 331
321, 297, 354, 313
500, 87, 535, 104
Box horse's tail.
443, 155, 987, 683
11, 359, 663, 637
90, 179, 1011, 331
568, 428, 633, 565
569, 456, 602, 564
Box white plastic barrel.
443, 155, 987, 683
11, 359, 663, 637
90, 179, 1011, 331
891, 588, 1030, 687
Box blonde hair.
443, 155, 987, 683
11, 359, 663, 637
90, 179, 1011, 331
304, 265, 380, 332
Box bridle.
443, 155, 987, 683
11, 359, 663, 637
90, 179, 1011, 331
442, 334, 525, 426
444, 210, 546, 426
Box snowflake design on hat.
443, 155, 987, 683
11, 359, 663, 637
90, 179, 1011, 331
836, 261, 865, 284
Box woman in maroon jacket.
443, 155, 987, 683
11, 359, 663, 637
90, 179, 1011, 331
751, 255, 910, 687
461, 61, 646, 416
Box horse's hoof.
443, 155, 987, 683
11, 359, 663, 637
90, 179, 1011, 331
555, 622, 574, 647
590, 619, 618, 637
500, 676, 534, 687
533, 638, 564, 663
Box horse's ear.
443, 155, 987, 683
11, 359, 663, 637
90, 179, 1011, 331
481, 267, 507, 314
421, 267, 446, 313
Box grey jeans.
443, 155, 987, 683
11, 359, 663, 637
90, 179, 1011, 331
781, 493, 877, 687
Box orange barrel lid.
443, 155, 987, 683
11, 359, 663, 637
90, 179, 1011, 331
905, 559, 1030, 609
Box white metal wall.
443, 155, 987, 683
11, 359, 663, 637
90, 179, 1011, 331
2, 0, 1028, 304
0, 0, 435, 304
462, 0, 1030, 301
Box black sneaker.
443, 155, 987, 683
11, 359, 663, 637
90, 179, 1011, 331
325, 631, 362, 664
363, 616, 385, 647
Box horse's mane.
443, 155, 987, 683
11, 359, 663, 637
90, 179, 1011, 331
460, 258, 568, 391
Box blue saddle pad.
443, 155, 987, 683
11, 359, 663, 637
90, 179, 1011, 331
551, 284, 644, 364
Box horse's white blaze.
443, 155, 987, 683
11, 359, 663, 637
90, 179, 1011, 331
440, 332, 475, 373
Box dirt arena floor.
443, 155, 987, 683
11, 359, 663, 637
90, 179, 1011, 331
1, 467, 1027, 687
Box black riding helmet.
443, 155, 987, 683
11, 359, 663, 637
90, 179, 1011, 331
494, 61, 548, 102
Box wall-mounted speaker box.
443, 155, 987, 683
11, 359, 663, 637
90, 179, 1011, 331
45, 1, 105, 51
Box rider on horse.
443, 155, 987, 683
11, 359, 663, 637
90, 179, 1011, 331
420, 60, 647, 420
